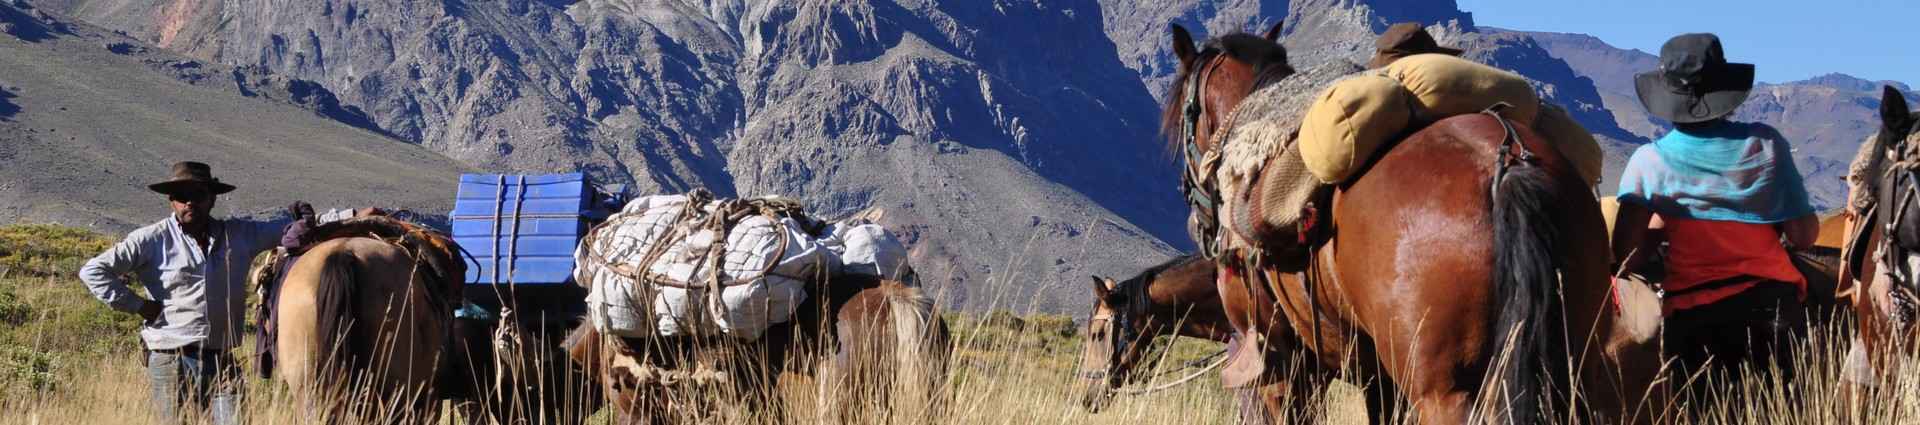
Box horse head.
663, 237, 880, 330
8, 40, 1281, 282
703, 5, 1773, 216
1162, 23, 1291, 253
1875, 86, 1920, 292
1076, 273, 1162, 412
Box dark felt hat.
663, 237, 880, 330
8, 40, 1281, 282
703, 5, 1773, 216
148, 161, 236, 196
1634, 33, 1755, 124
1366, 22, 1463, 69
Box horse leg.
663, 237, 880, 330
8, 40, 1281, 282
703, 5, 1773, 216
1362, 376, 1403, 425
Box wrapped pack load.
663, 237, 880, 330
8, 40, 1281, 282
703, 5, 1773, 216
1382, 53, 1541, 124
579, 194, 840, 339
1296, 74, 1415, 183
824, 218, 914, 281
1531, 102, 1605, 187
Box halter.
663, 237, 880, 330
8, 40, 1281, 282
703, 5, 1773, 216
1879, 129, 1920, 292
1081, 273, 1226, 396
1179, 52, 1228, 258
1083, 276, 1146, 382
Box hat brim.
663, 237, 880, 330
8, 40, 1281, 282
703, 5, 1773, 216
149, 180, 236, 196
1634, 63, 1755, 124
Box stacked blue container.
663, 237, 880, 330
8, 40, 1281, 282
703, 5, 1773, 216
450, 173, 618, 286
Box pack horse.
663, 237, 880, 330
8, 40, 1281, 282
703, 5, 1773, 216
1160, 24, 1662, 423
566, 189, 949, 424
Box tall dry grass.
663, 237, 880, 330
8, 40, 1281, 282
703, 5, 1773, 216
4, 223, 1919, 424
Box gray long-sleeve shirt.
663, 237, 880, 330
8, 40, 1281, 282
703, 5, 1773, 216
79, 215, 285, 350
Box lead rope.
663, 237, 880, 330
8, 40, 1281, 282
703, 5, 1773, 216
1114, 349, 1231, 395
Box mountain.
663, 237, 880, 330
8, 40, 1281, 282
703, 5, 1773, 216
1096, 0, 1474, 102
1097, 1, 1644, 190
0, 1, 469, 231
17, 0, 1188, 313
1519, 29, 1919, 209
1097, 2, 1909, 211
12, 0, 1915, 314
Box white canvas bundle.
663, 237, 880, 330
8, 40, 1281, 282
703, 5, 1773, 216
579, 195, 839, 339
826, 220, 914, 281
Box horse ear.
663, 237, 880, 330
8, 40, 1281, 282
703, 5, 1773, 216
1884, 85, 1913, 133
1089, 276, 1113, 301
1261, 22, 1283, 42
1171, 24, 1198, 68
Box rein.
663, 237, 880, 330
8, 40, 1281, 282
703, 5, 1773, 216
1113, 348, 1229, 395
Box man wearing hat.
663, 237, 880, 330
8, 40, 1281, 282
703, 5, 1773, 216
1609, 34, 1819, 387
1366, 22, 1464, 69
77, 161, 364, 424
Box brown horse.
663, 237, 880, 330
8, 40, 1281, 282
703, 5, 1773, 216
273, 217, 467, 423
566, 275, 950, 424
1838, 86, 1920, 416
1162, 25, 1662, 423
1075, 254, 1231, 412
817, 279, 952, 423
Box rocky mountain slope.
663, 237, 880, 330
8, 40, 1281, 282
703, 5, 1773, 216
1097, 2, 1908, 209
20, 0, 1188, 312
1097, 1, 1646, 188
11, 0, 1913, 314
0, 1, 469, 231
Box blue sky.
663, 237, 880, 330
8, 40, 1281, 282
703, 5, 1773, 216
1455, 0, 1917, 86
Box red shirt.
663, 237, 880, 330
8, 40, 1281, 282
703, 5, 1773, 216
1659, 216, 1805, 314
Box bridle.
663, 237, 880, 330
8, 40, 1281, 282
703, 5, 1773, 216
1179, 51, 1229, 258
1084, 276, 1149, 384
1081, 274, 1228, 397
1878, 127, 1920, 292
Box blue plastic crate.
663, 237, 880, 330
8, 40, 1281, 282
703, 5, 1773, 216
451, 173, 614, 286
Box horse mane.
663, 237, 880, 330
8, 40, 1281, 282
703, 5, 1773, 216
1159, 32, 1295, 151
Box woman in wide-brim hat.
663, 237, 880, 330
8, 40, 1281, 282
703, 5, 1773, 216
1610, 33, 1819, 404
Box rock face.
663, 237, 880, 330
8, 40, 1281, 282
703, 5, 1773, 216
26, 0, 1189, 312
0, 1, 468, 231
15, 0, 1915, 313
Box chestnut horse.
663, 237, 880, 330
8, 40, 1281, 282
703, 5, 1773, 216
1162, 25, 1661, 423
1839, 86, 1920, 416
1075, 254, 1231, 412
273, 217, 468, 423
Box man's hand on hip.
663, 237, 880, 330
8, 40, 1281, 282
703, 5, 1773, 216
139, 299, 162, 322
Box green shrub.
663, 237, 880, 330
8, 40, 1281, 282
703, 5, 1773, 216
0, 344, 60, 398
0, 225, 113, 278
0, 286, 29, 326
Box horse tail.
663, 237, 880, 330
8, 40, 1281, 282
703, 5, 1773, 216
882, 283, 949, 420
276, 242, 360, 409
1488, 163, 1563, 423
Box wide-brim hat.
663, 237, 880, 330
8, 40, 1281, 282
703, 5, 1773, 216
148, 161, 236, 196
1634, 33, 1755, 124
1366, 22, 1464, 69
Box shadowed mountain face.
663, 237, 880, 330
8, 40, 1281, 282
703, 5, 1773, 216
0, 1, 469, 231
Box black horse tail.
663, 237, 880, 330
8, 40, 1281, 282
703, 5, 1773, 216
1487, 163, 1564, 423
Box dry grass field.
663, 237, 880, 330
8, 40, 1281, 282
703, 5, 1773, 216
2, 223, 1916, 424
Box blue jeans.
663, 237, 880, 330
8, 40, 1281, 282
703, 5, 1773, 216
147, 348, 242, 425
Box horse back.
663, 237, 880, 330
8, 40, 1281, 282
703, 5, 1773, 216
277, 237, 446, 401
